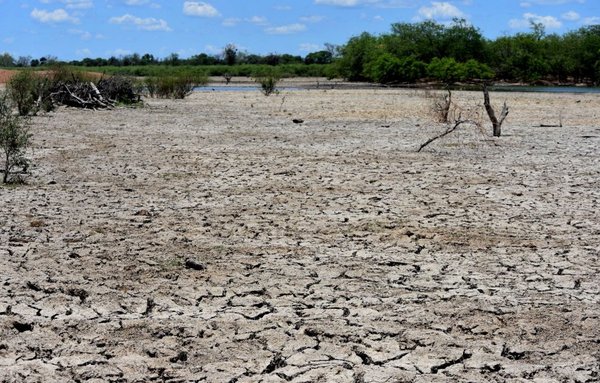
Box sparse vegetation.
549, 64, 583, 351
427, 89, 454, 123
143, 72, 207, 99
255, 74, 280, 96
0, 92, 32, 184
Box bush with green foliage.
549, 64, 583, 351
0, 92, 32, 184
144, 73, 207, 99
257, 76, 279, 96
427, 57, 463, 84
365, 54, 426, 84
7, 70, 40, 116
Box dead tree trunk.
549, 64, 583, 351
483, 84, 509, 137
433, 88, 452, 123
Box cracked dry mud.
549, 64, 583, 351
1, 87, 599, 382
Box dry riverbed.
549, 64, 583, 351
1, 87, 599, 382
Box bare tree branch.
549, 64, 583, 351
417, 117, 472, 152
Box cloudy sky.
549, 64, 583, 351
1, 0, 599, 61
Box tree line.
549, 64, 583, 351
2, 19, 600, 85
335, 19, 600, 85
0, 46, 334, 69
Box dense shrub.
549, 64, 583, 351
145, 73, 207, 99
7, 70, 39, 116
0, 92, 31, 184
365, 54, 426, 84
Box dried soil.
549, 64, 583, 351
1, 88, 599, 382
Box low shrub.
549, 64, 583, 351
254, 72, 280, 96
145, 73, 207, 99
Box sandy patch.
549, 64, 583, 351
1, 88, 599, 382
0, 69, 16, 84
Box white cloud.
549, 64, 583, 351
76, 48, 91, 56
203, 44, 221, 54
265, 23, 307, 34
583, 16, 600, 25
521, 0, 584, 4
38, 0, 94, 9
417, 2, 465, 20
562, 11, 580, 21
109, 48, 132, 56
314, 0, 359, 6
314, 0, 413, 8
69, 28, 93, 40
64, 0, 93, 9
509, 13, 562, 29
109, 14, 171, 31
300, 15, 325, 23
222, 17, 240, 27
183, 1, 219, 17
299, 43, 321, 52
247, 16, 269, 25
124, 0, 160, 8
31, 8, 79, 23
3, 37, 15, 44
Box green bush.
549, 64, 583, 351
462, 59, 494, 80
146, 73, 207, 99
7, 70, 39, 116
365, 54, 426, 84
255, 75, 279, 96
427, 57, 463, 84
0, 92, 32, 184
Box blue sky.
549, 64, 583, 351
1, 0, 599, 60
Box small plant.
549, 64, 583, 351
0, 92, 32, 184
255, 75, 280, 96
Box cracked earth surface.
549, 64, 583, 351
1, 87, 599, 382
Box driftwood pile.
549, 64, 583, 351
49, 76, 139, 110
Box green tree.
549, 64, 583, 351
388, 21, 445, 62
365, 54, 425, 84
305, 50, 333, 65
336, 32, 380, 81
462, 59, 494, 80
441, 19, 486, 62
427, 57, 463, 84
0, 52, 15, 67
223, 44, 237, 66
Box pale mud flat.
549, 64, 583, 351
1, 87, 599, 383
